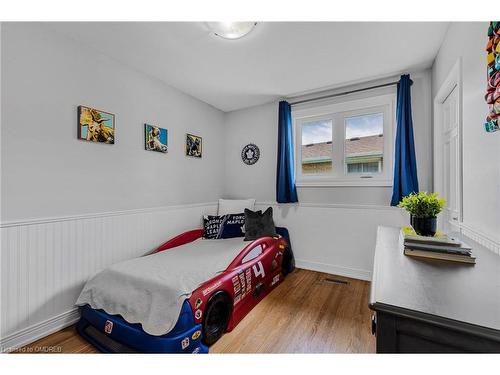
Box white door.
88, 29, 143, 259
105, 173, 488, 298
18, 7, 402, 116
441, 85, 461, 233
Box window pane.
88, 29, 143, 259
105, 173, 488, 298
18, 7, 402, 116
301, 120, 332, 174
362, 161, 380, 173
347, 163, 361, 173
345, 113, 383, 174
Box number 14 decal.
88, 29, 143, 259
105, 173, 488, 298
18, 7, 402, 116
252, 261, 265, 279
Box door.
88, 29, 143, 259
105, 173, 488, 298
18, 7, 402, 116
441, 85, 461, 232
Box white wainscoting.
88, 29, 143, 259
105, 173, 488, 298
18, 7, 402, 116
460, 223, 500, 255
0, 202, 217, 352
255, 202, 408, 281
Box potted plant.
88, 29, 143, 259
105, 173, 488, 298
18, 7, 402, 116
398, 192, 446, 236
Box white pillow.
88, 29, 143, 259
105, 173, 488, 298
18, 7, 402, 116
218, 198, 256, 215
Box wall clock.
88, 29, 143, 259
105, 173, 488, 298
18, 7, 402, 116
241, 143, 260, 165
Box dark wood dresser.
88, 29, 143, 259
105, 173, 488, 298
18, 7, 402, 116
369, 226, 500, 353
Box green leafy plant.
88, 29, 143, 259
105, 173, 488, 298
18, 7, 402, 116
397, 192, 446, 218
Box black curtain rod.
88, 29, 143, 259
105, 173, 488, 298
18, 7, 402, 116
289, 80, 410, 106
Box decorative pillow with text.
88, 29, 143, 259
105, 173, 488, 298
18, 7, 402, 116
203, 213, 246, 239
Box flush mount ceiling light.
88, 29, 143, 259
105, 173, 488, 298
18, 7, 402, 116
206, 22, 257, 40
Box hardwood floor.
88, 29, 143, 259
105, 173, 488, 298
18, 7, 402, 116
16, 269, 375, 354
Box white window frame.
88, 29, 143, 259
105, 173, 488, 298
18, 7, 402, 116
293, 93, 396, 187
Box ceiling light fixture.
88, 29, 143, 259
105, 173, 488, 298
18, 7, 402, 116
206, 22, 257, 40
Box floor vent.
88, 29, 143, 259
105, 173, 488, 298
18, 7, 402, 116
323, 277, 349, 285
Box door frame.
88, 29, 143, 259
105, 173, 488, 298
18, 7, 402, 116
433, 58, 463, 229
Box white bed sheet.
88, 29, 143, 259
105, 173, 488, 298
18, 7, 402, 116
76, 237, 246, 336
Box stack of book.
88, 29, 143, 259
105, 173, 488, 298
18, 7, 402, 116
402, 227, 476, 264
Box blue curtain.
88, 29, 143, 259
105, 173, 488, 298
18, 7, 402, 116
391, 74, 419, 206
276, 101, 298, 203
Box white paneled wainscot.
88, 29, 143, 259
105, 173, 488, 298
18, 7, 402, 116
0, 203, 217, 352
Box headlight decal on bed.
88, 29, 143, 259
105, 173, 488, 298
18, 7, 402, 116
192, 330, 202, 340
181, 337, 190, 350
195, 309, 202, 320
104, 320, 113, 334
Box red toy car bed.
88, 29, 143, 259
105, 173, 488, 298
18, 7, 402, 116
76, 227, 294, 353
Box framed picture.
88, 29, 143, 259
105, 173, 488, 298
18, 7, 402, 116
145, 124, 168, 153
78, 105, 115, 144
186, 133, 202, 158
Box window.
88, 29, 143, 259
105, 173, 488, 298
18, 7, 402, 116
294, 93, 395, 186
345, 113, 384, 175
301, 119, 333, 174
347, 161, 380, 173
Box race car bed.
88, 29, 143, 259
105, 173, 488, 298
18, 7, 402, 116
76, 227, 294, 353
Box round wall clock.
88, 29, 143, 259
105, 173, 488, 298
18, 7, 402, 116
241, 143, 260, 165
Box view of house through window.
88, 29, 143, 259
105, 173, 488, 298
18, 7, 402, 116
344, 113, 384, 174
294, 94, 393, 185
301, 119, 333, 174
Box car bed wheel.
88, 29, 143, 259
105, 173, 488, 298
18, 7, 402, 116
202, 291, 231, 346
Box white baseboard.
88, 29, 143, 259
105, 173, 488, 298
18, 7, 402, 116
0, 308, 80, 353
295, 259, 372, 281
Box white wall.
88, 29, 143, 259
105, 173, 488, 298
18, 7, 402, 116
0, 23, 225, 350
224, 102, 278, 202
1, 23, 225, 223
432, 23, 500, 245
257, 202, 407, 281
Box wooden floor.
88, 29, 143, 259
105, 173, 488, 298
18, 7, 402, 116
16, 269, 375, 354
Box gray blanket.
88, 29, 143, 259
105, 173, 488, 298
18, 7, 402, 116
76, 238, 246, 336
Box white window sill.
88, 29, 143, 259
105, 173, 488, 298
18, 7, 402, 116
296, 179, 393, 187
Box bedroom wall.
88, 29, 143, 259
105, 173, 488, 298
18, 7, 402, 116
223, 71, 432, 279
1, 23, 225, 223
0, 23, 224, 350
432, 22, 500, 248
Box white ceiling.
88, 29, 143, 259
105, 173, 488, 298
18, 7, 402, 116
46, 22, 449, 112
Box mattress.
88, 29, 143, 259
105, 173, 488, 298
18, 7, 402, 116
76, 237, 246, 336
